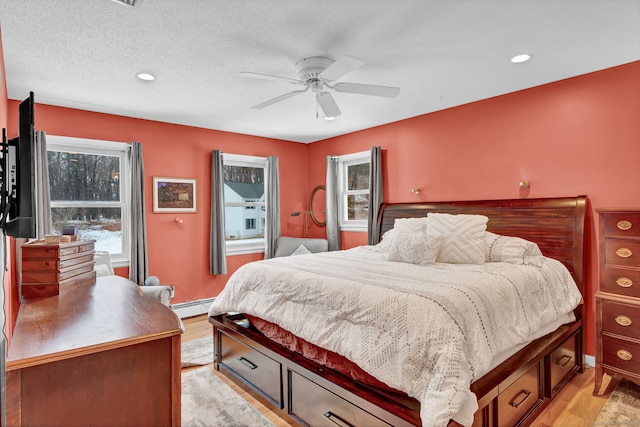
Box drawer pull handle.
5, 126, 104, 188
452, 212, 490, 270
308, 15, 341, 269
615, 315, 633, 327
510, 389, 532, 408
237, 357, 257, 370
617, 277, 634, 288
617, 350, 633, 361
616, 248, 633, 258
323, 411, 354, 427
617, 220, 633, 231
557, 354, 573, 367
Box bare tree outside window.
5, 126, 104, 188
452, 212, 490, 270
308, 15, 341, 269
346, 162, 369, 221
48, 149, 124, 255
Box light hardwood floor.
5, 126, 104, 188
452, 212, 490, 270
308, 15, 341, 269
182, 315, 617, 427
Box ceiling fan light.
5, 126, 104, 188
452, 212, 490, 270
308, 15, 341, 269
136, 72, 156, 81
324, 116, 336, 121
510, 54, 531, 63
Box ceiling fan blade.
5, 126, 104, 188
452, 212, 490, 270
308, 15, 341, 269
240, 71, 302, 85
334, 82, 401, 98
251, 88, 307, 109
316, 92, 341, 118
319, 56, 364, 81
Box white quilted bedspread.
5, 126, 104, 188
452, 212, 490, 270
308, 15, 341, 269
208, 246, 582, 427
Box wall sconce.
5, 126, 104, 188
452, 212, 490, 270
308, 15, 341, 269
411, 188, 420, 194
291, 211, 310, 237
519, 181, 530, 188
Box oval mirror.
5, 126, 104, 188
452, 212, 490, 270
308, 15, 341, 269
309, 185, 326, 227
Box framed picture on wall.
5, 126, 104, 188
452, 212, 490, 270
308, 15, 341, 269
153, 177, 197, 213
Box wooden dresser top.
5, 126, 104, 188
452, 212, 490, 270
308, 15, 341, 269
6, 275, 183, 370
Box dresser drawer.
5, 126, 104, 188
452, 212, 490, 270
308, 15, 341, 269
601, 300, 640, 339
601, 335, 640, 374
603, 267, 640, 298
290, 370, 392, 427
219, 331, 282, 406
548, 334, 578, 395
604, 239, 640, 268
602, 213, 640, 238
497, 362, 542, 427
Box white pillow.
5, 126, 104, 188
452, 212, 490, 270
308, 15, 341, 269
427, 213, 488, 264
290, 244, 312, 256
374, 228, 397, 252
374, 217, 429, 253
386, 230, 444, 265
484, 232, 544, 265
394, 217, 429, 234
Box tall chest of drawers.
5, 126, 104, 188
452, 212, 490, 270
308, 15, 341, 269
594, 209, 640, 394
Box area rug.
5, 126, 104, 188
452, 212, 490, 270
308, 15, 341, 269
596, 378, 640, 425
182, 366, 276, 427
181, 336, 214, 368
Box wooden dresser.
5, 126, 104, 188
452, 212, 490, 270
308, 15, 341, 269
594, 209, 640, 394
6, 275, 184, 426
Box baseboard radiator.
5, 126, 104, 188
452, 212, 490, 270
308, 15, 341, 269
171, 297, 215, 319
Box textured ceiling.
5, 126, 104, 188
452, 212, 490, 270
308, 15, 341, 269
1, 0, 639, 143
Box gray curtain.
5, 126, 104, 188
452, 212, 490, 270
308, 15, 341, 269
34, 131, 52, 238
325, 156, 340, 251
210, 150, 227, 275
264, 156, 280, 259
129, 142, 148, 286
368, 146, 383, 245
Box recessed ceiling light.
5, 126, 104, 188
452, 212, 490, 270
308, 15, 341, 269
511, 54, 531, 64
136, 72, 156, 81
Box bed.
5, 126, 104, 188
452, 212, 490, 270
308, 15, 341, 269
209, 196, 587, 427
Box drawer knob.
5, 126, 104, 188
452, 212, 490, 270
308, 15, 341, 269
237, 357, 258, 370
617, 277, 634, 288
323, 411, 354, 427
617, 349, 633, 361
615, 315, 633, 327
617, 220, 633, 231
510, 389, 532, 408
557, 354, 573, 367
616, 248, 633, 258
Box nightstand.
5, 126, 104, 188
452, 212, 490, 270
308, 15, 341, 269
594, 209, 640, 394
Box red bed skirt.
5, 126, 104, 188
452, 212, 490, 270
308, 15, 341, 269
246, 314, 404, 394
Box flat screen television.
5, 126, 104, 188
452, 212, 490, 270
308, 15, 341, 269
1, 92, 36, 238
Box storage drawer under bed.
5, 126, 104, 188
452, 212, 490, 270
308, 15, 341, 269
496, 362, 542, 427
217, 330, 283, 407
547, 332, 579, 396
289, 370, 393, 427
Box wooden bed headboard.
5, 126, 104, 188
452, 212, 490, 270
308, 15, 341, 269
376, 196, 587, 301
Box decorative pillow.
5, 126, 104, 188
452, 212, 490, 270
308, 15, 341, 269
427, 213, 488, 264
291, 244, 312, 256
484, 232, 544, 265
374, 228, 398, 252
386, 230, 444, 265
394, 217, 429, 234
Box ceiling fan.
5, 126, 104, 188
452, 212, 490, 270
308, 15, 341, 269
240, 56, 401, 119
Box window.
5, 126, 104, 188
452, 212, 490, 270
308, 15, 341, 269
47, 136, 130, 266
223, 153, 267, 255
337, 151, 370, 232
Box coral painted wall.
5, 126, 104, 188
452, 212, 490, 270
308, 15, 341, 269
308, 60, 640, 357
5, 104, 310, 306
